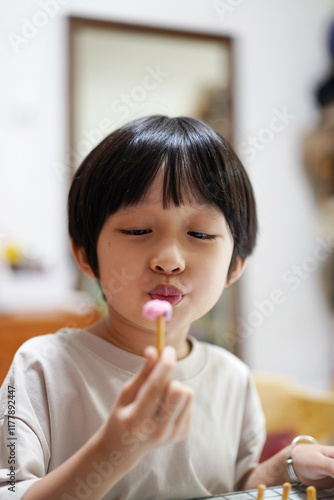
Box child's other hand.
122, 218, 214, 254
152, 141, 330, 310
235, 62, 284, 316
291, 443, 334, 489
100, 346, 194, 463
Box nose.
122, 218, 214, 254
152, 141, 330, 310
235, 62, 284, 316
150, 244, 185, 275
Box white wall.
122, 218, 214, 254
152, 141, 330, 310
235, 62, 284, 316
1, 0, 333, 388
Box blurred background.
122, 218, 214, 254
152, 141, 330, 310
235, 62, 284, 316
1, 0, 334, 391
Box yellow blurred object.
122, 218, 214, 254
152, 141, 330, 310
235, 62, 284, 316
3, 242, 23, 268
254, 372, 334, 446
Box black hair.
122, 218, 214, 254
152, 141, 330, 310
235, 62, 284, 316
68, 115, 257, 280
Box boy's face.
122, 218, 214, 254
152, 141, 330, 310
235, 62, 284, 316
78, 174, 245, 354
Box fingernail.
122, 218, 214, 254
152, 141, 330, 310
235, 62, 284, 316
163, 346, 176, 361
144, 346, 157, 357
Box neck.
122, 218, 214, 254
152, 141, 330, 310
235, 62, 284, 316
87, 315, 191, 360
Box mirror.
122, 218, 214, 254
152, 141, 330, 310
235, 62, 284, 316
68, 16, 239, 354
68, 16, 234, 167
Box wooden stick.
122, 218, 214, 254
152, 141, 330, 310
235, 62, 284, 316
157, 314, 165, 354
306, 486, 316, 500
282, 482, 291, 500
257, 484, 266, 500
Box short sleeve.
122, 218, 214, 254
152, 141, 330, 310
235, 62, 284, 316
234, 373, 266, 489
0, 354, 50, 499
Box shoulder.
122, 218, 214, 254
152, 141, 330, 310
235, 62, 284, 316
195, 337, 250, 376
193, 339, 264, 421
0, 329, 96, 416
182, 336, 252, 392
2, 328, 85, 383
13, 328, 74, 362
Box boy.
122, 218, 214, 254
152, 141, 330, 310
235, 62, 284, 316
1, 116, 334, 499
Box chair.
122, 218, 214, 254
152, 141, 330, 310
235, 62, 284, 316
0, 308, 103, 386
253, 372, 334, 461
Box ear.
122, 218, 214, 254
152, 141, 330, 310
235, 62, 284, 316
71, 241, 96, 279
225, 257, 247, 287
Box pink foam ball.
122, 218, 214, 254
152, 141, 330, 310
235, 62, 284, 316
142, 299, 173, 321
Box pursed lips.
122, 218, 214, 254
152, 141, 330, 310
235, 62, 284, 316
149, 284, 184, 306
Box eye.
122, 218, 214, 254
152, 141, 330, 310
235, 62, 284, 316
188, 232, 215, 240
122, 229, 151, 236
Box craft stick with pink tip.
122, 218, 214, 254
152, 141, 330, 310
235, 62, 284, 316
142, 299, 173, 354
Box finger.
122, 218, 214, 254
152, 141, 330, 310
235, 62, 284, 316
293, 447, 334, 486
317, 455, 334, 478
133, 346, 177, 416
118, 346, 159, 405
143, 346, 159, 371
171, 392, 193, 442
165, 382, 194, 442
323, 446, 334, 460
153, 380, 194, 442
155, 380, 191, 420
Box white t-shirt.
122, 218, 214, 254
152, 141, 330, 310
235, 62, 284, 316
0, 328, 265, 500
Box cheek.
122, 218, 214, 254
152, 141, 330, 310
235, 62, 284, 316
97, 244, 137, 302
99, 261, 139, 303
198, 250, 232, 286
192, 258, 229, 310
